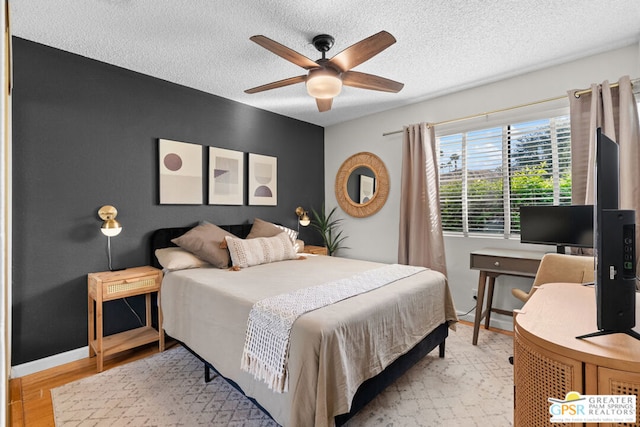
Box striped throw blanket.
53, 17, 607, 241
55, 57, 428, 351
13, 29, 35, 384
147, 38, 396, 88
240, 264, 426, 392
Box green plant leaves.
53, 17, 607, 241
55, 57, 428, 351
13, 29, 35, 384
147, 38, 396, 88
310, 204, 348, 256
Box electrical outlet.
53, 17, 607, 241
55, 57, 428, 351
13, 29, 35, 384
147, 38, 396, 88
472, 288, 478, 300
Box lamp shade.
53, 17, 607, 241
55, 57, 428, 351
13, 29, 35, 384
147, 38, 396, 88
101, 219, 122, 237
306, 68, 342, 99
299, 213, 311, 227
295, 206, 311, 227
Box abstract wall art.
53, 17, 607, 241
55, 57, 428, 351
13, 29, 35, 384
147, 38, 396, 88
209, 147, 244, 205
248, 153, 277, 206
158, 138, 203, 204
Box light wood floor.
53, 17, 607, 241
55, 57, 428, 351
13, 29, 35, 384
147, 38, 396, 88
9, 341, 177, 427
8, 321, 511, 426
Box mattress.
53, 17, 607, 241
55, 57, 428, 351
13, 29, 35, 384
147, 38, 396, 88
160, 254, 457, 426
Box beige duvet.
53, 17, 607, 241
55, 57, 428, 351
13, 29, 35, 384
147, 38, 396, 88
160, 255, 457, 427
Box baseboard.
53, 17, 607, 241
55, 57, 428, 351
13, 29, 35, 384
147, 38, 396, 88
457, 311, 514, 332
10, 346, 88, 378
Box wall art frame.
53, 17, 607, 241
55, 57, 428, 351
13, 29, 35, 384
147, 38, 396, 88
158, 138, 203, 205
208, 147, 244, 205
248, 153, 277, 206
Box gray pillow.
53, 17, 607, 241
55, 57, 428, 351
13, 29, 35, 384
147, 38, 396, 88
171, 222, 236, 268
247, 218, 298, 246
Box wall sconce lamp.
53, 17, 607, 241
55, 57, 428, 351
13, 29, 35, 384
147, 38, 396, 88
295, 206, 311, 231
98, 205, 122, 271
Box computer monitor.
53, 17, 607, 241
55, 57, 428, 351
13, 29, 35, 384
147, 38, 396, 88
520, 205, 593, 253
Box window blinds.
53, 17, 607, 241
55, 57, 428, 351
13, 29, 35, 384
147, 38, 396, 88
438, 115, 571, 236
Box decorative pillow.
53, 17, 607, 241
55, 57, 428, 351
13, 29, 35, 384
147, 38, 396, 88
247, 218, 298, 246
155, 247, 211, 271
295, 239, 304, 253
171, 222, 236, 268
225, 233, 298, 268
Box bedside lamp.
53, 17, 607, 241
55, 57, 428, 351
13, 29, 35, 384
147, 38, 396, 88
295, 206, 311, 231
98, 205, 122, 271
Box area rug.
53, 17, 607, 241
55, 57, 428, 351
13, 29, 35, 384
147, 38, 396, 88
51, 324, 513, 426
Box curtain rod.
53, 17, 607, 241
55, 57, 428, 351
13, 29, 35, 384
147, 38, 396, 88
382, 78, 639, 137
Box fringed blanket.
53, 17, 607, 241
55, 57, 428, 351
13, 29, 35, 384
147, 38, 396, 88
240, 263, 426, 392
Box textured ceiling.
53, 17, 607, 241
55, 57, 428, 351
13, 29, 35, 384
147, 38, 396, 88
10, 0, 640, 127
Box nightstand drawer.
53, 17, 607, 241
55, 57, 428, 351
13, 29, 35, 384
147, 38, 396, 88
103, 276, 158, 297
88, 266, 162, 301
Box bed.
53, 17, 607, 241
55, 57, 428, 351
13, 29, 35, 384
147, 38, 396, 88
150, 224, 457, 427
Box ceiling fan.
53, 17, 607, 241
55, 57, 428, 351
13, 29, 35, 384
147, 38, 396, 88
244, 31, 404, 112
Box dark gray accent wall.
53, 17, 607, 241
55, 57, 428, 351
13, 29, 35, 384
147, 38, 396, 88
12, 38, 324, 365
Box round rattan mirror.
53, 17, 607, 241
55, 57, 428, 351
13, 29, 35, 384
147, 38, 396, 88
335, 152, 389, 218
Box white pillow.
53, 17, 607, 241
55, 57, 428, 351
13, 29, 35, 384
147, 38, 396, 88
155, 247, 211, 271
274, 223, 299, 246
225, 233, 298, 268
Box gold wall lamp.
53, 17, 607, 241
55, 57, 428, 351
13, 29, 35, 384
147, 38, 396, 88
98, 205, 122, 271
295, 206, 311, 231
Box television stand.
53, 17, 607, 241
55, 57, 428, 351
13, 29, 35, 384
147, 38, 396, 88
576, 328, 640, 341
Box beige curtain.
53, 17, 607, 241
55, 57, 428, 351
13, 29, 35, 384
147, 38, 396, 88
398, 123, 447, 275
569, 76, 640, 207
569, 75, 640, 282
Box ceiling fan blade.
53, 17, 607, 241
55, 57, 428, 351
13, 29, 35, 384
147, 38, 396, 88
342, 71, 404, 93
316, 98, 333, 112
245, 75, 307, 94
250, 35, 318, 70
329, 31, 396, 72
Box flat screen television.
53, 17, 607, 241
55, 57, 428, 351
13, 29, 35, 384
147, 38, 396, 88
577, 127, 638, 340
520, 205, 593, 253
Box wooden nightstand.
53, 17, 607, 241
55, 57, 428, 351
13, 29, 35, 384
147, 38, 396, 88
303, 245, 328, 256
88, 266, 164, 372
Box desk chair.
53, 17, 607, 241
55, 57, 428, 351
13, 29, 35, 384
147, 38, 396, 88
509, 253, 594, 365
511, 253, 595, 303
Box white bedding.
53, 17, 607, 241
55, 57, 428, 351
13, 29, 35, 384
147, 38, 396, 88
160, 255, 457, 427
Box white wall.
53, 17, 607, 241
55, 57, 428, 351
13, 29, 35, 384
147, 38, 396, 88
324, 43, 640, 330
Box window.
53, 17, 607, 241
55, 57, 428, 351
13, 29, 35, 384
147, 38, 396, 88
438, 115, 572, 237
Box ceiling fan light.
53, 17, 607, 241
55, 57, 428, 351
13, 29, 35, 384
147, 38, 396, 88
306, 69, 342, 99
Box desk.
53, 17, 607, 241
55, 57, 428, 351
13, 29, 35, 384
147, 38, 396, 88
470, 248, 545, 345
514, 283, 640, 426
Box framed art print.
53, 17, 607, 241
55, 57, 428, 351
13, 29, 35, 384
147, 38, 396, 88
248, 153, 277, 206
209, 147, 244, 205
158, 139, 203, 204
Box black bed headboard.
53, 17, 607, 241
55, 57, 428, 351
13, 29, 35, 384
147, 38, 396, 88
149, 223, 253, 268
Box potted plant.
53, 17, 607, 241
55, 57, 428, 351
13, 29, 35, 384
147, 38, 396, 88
310, 204, 348, 256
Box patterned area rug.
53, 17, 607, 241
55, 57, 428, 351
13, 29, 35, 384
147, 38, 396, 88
51, 324, 513, 426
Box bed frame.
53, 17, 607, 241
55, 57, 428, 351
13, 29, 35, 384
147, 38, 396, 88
150, 224, 448, 426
